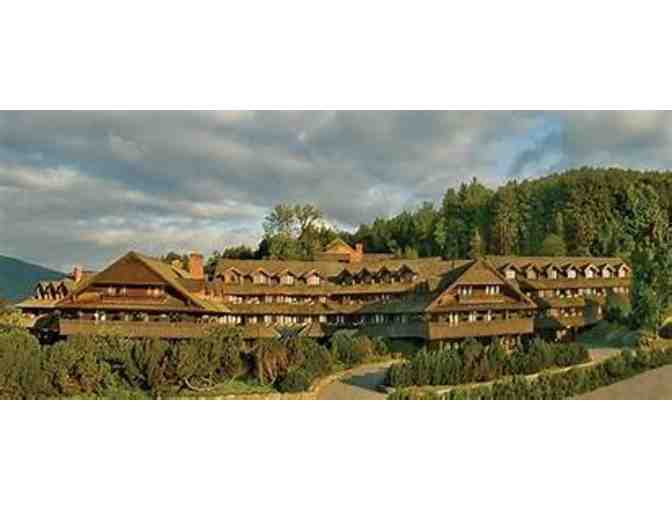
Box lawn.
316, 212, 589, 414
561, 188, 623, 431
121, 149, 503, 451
177, 378, 277, 398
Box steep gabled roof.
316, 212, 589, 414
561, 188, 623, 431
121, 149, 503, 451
499, 261, 520, 271
428, 259, 536, 311
61, 252, 224, 312
323, 238, 355, 254
581, 262, 599, 271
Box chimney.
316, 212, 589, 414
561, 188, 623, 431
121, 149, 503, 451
188, 252, 204, 280
72, 265, 83, 283
352, 243, 364, 263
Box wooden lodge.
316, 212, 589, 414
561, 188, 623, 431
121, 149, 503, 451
17, 240, 632, 344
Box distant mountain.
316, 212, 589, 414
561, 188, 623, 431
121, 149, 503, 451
0, 255, 67, 303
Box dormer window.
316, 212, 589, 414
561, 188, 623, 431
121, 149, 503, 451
307, 274, 320, 286
585, 268, 594, 279
505, 269, 516, 279
281, 274, 294, 286
253, 272, 269, 285
567, 269, 576, 279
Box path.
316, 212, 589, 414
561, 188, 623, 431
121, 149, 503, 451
578, 364, 672, 400
317, 364, 391, 400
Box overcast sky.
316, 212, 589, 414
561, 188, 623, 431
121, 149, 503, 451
2, 110, 672, 271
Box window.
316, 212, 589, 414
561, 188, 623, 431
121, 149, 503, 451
307, 274, 320, 286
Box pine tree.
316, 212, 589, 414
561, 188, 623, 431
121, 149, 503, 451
469, 229, 483, 258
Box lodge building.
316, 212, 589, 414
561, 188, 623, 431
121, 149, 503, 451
17, 239, 631, 344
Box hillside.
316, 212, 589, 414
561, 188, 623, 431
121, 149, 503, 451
0, 255, 66, 302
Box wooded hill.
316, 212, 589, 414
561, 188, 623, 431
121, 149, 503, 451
343, 167, 672, 262
208, 167, 672, 268
0, 255, 66, 302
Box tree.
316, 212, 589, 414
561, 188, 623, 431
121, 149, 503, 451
0, 328, 48, 399
540, 233, 567, 257
253, 338, 290, 384
469, 229, 483, 258
262, 203, 331, 260
162, 252, 188, 268
626, 183, 672, 334
629, 243, 672, 334
491, 183, 521, 255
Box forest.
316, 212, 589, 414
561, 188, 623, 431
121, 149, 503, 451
205, 166, 672, 266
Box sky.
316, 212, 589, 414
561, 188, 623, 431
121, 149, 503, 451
2, 110, 672, 272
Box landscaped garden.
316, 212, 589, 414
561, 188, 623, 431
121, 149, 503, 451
388, 342, 672, 399
0, 320, 394, 400
386, 338, 590, 389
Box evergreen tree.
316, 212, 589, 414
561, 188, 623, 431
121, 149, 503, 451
491, 183, 520, 255
540, 233, 567, 257
469, 229, 483, 258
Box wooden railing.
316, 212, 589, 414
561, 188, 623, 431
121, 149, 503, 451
427, 318, 534, 340
59, 319, 211, 339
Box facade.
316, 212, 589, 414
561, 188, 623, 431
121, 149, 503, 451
17, 240, 631, 344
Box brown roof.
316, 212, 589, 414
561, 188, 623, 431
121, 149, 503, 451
519, 277, 631, 291
428, 259, 537, 313
63, 252, 225, 313
489, 256, 626, 269
214, 257, 466, 280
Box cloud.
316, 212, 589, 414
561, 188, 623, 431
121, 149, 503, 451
3, 110, 672, 270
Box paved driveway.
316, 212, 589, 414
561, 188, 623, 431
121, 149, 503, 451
578, 364, 672, 400
317, 365, 390, 400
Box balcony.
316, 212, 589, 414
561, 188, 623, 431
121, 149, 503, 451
59, 319, 210, 339
427, 318, 534, 340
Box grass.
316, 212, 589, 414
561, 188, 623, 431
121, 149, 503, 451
177, 378, 277, 398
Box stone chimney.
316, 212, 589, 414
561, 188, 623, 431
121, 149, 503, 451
72, 265, 83, 283
188, 252, 204, 280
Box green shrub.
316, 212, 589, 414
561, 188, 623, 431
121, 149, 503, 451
0, 329, 49, 399
552, 343, 590, 367
389, 345, 672, 400
386, 339, 594, 389
278, 369, 313, 393
330, 332, 377, 367
371, 337, 390, 357
44, 335, 110, 396
286, 337, 333, 379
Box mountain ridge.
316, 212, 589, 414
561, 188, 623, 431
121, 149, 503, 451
0, 255, 67, 303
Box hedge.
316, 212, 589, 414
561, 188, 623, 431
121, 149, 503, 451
386, 339, 590, 388
388, 345, 672, 400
